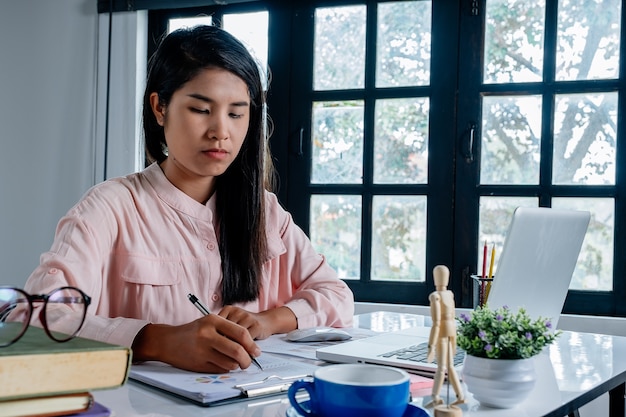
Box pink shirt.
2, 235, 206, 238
24, 163, 354, 347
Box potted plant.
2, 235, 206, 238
456, 305, 561, 408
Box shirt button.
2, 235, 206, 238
48, 268, 59, 274
211, 293, 219, 302
207, 242, 216, 250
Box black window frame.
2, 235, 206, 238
140, 0, 626, 317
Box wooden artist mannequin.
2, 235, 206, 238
425, 265, 464, 416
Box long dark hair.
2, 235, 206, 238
143, 25, 271, 304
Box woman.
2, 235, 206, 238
23, 25, 354, 373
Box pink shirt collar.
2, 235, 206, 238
143, 162, 216, 223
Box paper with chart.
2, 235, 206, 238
129, 352, 317, 404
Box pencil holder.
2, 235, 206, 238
470, 275, 494, 308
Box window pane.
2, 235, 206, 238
168, 16, 212, 33
310, 195, 362, 280
376, 1, 431, 88
311, 101, 364, 184
371, 196, 426, 282
484, 0, 545, 83
556, 0, 621, 81
223, 12, 269, 88
481, 96, 542, 184
374, 98, 429, 184
553, 93, 617, 185
314, 6, 366, 90
478, 197, 538, 277
552, 198, 613, 291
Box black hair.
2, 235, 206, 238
143, 25, 271, 304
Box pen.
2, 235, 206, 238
488, 244, 496, 279
187, 293, 263, 370
484, 244, 496, 304
481, 240, 487, 306
482, 240, 487, 279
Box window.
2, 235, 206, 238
455, 0, 623, 315
148, 0, 626, 316
283, 1, 451, 306
307, 3, 433, 286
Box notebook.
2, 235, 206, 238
129, 352, 318, 406
316, 206, 591, 375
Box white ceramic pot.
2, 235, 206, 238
462, 354, 536, 409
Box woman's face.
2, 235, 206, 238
151, 67, 250, 200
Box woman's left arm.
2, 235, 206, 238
218, 193, 354, 339
261, 193, 355, 330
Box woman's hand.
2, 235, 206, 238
218, 305, 297, 340
131, 314, 261, 373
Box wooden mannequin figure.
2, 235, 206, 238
425, 265, 464, 416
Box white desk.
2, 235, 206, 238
93, 312, 626, 417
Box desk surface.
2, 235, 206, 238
93, 312, 626, 417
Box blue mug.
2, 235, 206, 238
288, 364, 410, 417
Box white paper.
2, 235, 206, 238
129, 353, 317, 404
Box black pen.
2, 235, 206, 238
187, 293, 263, 370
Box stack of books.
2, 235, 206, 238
0, 326, 131, 417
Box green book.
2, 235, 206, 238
0, 325, 131, 401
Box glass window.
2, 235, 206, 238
308, 1, 432, 290
484, 0, 545, 84
376, 1, 431, 88
553, 93, 617, 185
374, 98, 429, 184
556, 0, 621, 81
553, 198, 614, 291
311, 101, 364, 184
474, 0, 620, 312
314, 6, 366, 91
371, 196, 427, 281
223, 12, 269, 87
168, 16, 212, 32
310, 195, 362, 280
480, 96, 542, 185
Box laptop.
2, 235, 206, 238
316, 206, 591, 374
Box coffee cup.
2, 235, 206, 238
287, 363, 410, 417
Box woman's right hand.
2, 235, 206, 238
131, 314, 262, 373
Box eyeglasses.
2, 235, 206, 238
0, 286, 91, 347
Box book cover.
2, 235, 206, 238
0, 392, 93, 417
0, 326, 131, 400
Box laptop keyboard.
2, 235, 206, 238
379, 342, 465, 367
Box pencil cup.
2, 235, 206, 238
287, 364, 410, 417
471, 274, 494, 307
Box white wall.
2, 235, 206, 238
0, 0, 143, 287
0, 0, 99, 287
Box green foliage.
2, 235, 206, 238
456, 305, 561, 359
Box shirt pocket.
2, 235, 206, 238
264, 231, 286, 263
119, 254, 183, 286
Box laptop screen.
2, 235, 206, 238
485, 207, 590, 327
